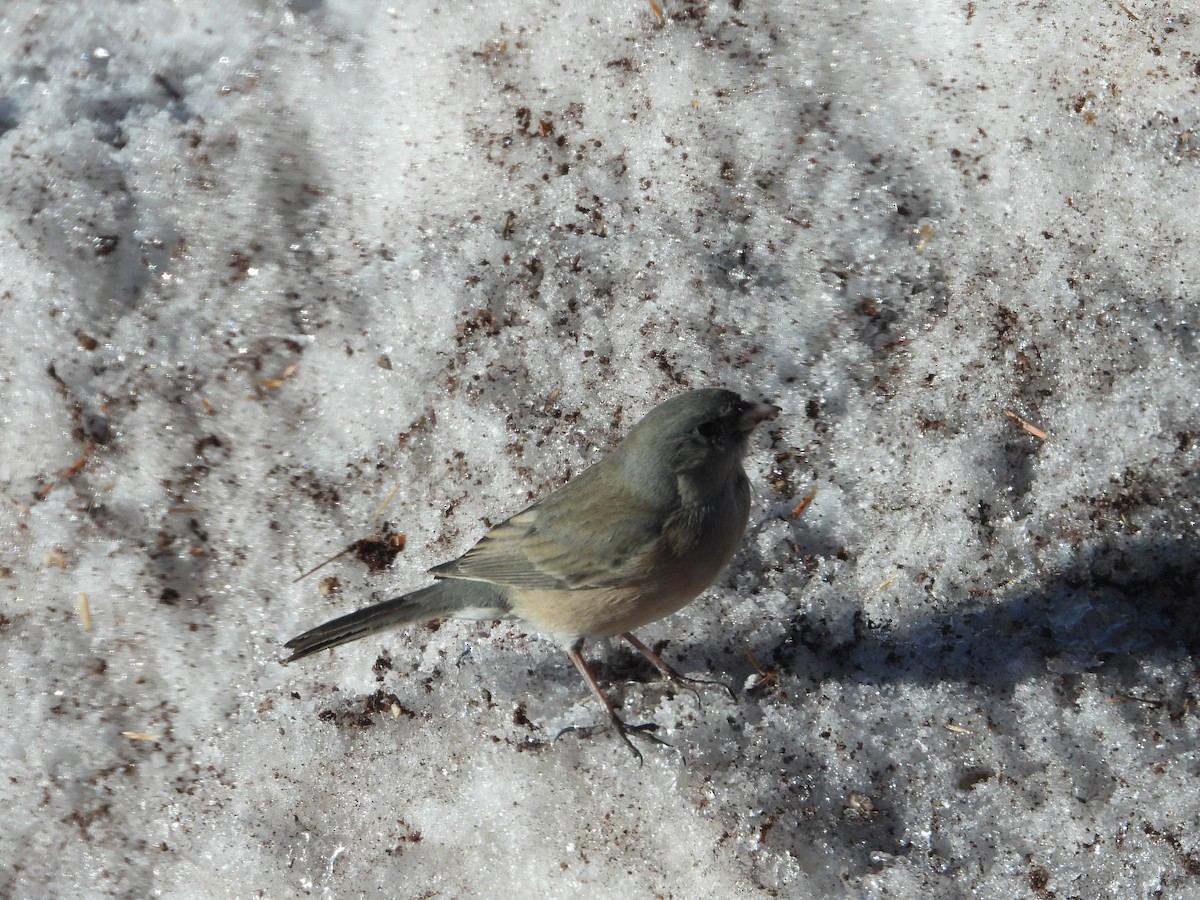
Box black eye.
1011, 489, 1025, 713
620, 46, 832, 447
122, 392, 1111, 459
696, 420, 723, 439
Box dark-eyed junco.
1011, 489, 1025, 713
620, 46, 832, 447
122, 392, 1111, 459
284, 388, 779, 760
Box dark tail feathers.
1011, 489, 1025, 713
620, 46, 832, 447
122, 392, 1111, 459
283, 580, 510, 663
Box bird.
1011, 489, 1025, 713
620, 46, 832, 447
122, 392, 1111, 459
283, 388, 780, 761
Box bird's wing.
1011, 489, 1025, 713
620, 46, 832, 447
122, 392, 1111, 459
429, 466, 665, 590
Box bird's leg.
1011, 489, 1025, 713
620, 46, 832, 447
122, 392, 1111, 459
621, 632, 736, 704
555, 642, 671, 764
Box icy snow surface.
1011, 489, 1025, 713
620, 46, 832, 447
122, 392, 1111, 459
1, 1, 1197, 897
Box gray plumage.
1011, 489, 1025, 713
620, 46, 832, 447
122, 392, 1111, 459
283, 388, 780, 760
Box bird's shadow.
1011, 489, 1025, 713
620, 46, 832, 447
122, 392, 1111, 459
731, 530, 1198, 883
758, 532, 1198, 693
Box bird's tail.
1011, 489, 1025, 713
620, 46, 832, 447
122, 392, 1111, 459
283, 579, 511, 663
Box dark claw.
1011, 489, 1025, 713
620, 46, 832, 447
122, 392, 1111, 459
618, 632, 737, 705
625, 673, 736, 711
684, 674, 737, 704
555, 716, 672, 766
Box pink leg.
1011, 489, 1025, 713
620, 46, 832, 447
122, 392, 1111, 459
563, 642, 669, 764
621, 632, 736, 701
621, 632, 684, 680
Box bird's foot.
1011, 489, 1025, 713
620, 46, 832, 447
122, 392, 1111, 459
624, 671, 736, 711
555, 715, 673, 766
618, 632, 736, 707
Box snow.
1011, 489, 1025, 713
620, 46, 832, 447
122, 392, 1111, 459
1, 1, 1197, 897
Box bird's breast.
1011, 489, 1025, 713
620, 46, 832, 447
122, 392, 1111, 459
511, 472, 751, 638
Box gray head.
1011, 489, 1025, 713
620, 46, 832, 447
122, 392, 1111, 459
614, 388, 779, 503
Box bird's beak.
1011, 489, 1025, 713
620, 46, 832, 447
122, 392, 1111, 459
736, 400, 781, 432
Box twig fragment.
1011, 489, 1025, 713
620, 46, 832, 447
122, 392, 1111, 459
791, 487, 817, 520
1002, 409, 1048, 440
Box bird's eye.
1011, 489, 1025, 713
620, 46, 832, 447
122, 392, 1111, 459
696, 420, 723, 439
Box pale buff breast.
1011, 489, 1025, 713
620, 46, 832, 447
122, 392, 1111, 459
509, 472, 751, 638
